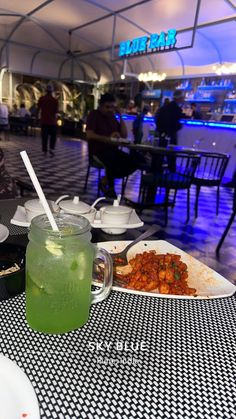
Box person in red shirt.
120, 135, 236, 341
38, 84, 58, 156
86, 93, 138, 198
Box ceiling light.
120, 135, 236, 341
213, 63, 236, 75
121, 74, 125, 80
138, 71, 166, 82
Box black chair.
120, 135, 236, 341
15, 178, 35, 197
216, 180, 236, 253
192, 152, 230, 218
140, 150, 200, 225
84, 141, 130, 197
84, 154, 105, 197
9, 116, 30, 136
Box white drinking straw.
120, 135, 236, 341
20, 150, 59, 231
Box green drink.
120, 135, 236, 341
26, 213, 113, 334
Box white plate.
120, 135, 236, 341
0, 355, 40, 419
91, 210, 143, 230
0, 224, 9, 242
97, 240, 236, 299
11, 206, 144, 231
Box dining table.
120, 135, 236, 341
0, 198, 236, 419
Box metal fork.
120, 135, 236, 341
110, 224, 160, 266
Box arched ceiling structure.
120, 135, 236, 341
0, 0, 236, 84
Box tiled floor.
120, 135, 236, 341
1, 132, 235, 285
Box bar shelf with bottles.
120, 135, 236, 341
176, 80, 193, 91
183, 76, 236, 120
197, 77, 233, 90
179, 76, 236, 180
223, 89, 236, 114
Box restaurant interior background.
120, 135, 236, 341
0, 3, 236, 416
1, 0, 236, 119
0, 0, 235, 255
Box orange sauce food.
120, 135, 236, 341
116, 251, 196, 296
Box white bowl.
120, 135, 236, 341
79, 208, 96, 224
100, 205, 133, 225
100, 205, 133, 235
24, 199, 59, 222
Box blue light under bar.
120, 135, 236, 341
207, 122, 236, 129
181, 120, 204, 126
118, 114, 236, 130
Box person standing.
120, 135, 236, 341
86, 92, 138, 198
132, 105, 151, 144
0, 102, 9, 141
190, 102, 202, 120
155, 98, 170, 145
165, 90, 184, 145
38, 84, 58, 156
155, 91, 184, 172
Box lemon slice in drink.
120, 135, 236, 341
45, 239, 63, 256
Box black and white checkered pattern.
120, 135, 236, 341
1, 133, 235, 285
0, 292, 236, 418
1, 134, 236, 418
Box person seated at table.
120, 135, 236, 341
86, 92, 138, 198
29, 102, 38, 118
11, 103, 18, 116
17, 103, 30, 118
0, 147, 16, 198
190, 102, 202, 120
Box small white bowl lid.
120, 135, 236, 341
24, 199, 58, 212
58, 196, 91, 214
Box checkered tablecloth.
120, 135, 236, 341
0, 291, 236, 419
1, 199, 236, 418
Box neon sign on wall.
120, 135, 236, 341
119, 29, 177, 57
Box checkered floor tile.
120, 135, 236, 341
1, 133, 235, 285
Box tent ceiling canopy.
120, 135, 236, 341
0, 0, 236, 83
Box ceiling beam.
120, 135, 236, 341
87, 0, 186, 76
179, 14, 236, 33
87, 55, 115, 81
223, 0, 236, 11
0, 13, 22, 17
190, 0, 202, 47
70, 0, 153, 32
73, 14, 236, 59
30, 50, 42, 73
0, 9, 104, 59
175, 51, 185, 76
197, 31, 222, 64
2, 1, 55, 42
58, 57, 86, 81
0, 2, 67, 56
0, 37, 65, 56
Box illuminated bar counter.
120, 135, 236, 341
122, 115, 236, 180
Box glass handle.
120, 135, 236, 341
91, 248, 113, 304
